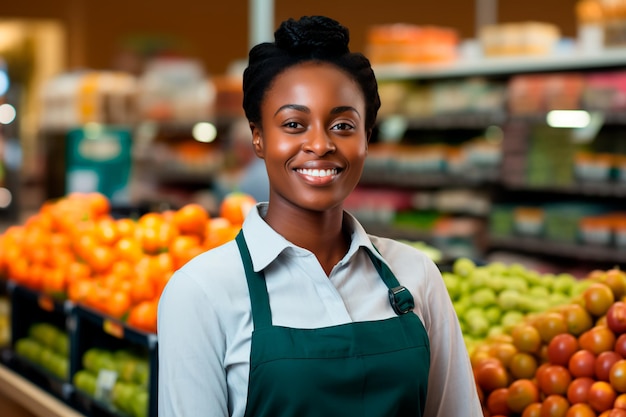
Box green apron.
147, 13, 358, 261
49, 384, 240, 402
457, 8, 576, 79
236, 232, 430, 417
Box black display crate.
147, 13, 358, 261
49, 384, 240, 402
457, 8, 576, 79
4, 281, 74, 401
4, 282, 158, 417
71, 305, 158, 417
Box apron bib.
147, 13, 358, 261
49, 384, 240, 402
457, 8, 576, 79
236, 232, 430, 417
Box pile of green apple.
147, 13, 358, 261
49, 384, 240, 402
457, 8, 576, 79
444, 258, 592, 353
14, 322, 69, 380
73, 347, 150, 417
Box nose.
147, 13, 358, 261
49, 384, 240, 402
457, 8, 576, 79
302, 127, 336, 155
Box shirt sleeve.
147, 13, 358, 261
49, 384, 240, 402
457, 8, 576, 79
420, 258, 483, 417
158, 270, 229, 417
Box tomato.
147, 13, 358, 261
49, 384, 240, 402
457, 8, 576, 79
507, 379, 539, 413
490, 342, 519, 368
475, 359, 510, 393
548, 333, 580, 367
539, 365, 573, 396
565, 403, 598, 417
513, 323, 543, 354
569, 349, 597, 378
608, 302, 626, 335
487, 387, 511, 416
536, 312, 569, 344
522, 402, 542, 417
596, 351, 623, 381
588, 381, 617, 413
607, 409, 626, 417
540, 394, 569, 417
510, 352, 539, 380
567, 377, 595, 404
602, 268, 626, 299
584, 283, 616, 317
610, 360, 626, 393
579, 326, 617, 355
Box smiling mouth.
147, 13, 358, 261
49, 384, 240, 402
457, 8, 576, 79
295, 168, 339, 178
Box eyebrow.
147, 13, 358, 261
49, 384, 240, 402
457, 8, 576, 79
274, 104, 361, 118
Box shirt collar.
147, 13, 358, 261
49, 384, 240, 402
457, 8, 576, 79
240, 203, 385, 273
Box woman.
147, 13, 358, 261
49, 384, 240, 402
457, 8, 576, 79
158, 15, 482, 417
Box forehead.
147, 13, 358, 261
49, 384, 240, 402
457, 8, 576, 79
265, 61, 364, 107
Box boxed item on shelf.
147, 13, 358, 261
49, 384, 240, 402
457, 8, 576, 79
40, 70, 139, 130
137, 57, 216, 123
513, 206, 545, 237
582, 70, 626, 111
365, 23, 459, 65
479, 22, 561, 57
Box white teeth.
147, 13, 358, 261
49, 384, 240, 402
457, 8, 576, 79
296, 168, 338, 177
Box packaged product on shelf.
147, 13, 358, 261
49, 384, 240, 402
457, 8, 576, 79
39, 70, 138, 130
137, 57, 216, 123
479, 22, 561, 57
365, 23, 459, 65
577, 0, 626, 48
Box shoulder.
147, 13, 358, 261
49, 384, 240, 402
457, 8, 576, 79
161, 240, 249, 310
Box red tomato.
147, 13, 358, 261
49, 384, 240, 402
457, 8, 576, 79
569, 349, 597, 378
475, 360, 509, 393
567, 377, 595, 404
588, 381, 617, 413
548, 333, 580, 367
522, 402, 542, 417
539, 365, 573, 396
487, 387, 511, 416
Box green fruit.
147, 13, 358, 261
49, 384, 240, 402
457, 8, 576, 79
469, 288, 497, 308
452, 257, 476, 278
130, 389, 149, 417
497, 289, 522, 311
500, 310, 524, 329
74, 370, 97, 396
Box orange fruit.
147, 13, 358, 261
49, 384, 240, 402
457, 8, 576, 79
219, 192, 256, 226
127, 300, 158, 334
173, 203, 209, 236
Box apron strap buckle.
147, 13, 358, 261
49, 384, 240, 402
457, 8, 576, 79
388, 286, 415, 315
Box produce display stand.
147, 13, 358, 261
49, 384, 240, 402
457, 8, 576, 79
1, 281, 158, 417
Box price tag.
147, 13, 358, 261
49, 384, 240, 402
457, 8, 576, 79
38, 295, 54, 312
103, 319, 124, 339
94, 369, 118, 403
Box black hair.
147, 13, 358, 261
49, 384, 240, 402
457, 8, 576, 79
242, 15, 381, 133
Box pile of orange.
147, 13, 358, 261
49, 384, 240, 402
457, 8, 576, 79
0, 191, 256, 334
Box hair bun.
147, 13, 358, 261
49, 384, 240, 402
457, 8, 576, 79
275, 15, 350, 57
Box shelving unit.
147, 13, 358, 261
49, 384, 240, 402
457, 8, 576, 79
359, 48, 626, 270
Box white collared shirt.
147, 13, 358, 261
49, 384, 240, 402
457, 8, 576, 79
157, 203, 482, 417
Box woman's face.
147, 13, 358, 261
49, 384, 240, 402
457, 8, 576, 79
252, 61, 368, 213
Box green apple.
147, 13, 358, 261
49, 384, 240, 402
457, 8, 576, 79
452, 257, 476, 278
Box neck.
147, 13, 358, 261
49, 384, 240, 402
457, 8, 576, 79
264, 202, 349, 276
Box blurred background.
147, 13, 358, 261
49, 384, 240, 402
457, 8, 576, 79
0, 0, 625, 275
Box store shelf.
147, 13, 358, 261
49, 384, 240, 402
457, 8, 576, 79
374, 48, 626, 81
502, 181, 626, 197
489, 235, 626, 265
0, 363, 84, 417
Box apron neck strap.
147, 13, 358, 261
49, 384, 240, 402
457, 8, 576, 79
236, 230, 273, 329
365, 246, 415, 315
